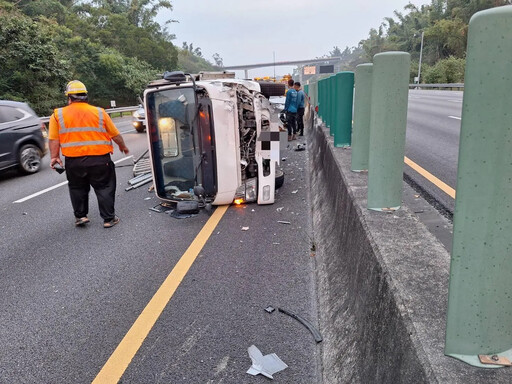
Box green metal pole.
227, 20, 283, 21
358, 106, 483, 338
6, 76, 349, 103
445, 6, 512, 368
318, 79, 324, 120
351, 64, 373, 171
312, 81, 318, 112
326, 76, 331, 125
333, 71, 354, 147
326, 76, 332, 130
328, 75, 334, 135
367, 52, 410, 211
311, 82, 317, 112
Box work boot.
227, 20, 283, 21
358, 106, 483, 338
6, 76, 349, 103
292, 134, 296, 140
75, 217, 90, 227
104, 216, 120, 228
288, 135, 292, 141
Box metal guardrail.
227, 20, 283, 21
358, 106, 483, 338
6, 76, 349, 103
41, 105, 139, 123
409, 83, 464, 89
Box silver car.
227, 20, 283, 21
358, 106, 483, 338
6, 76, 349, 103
132, 104, 146, 133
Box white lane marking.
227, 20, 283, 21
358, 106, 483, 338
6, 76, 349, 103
14, 181, 69, 203
122, 129, 137, 134
448, 99, 462, 103
448, 116, 461, 120
13, 156, 133, 203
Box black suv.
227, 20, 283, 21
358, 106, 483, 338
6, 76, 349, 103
0, 100, 47, 174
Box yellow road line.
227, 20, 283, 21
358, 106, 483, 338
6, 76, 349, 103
92, 205, 229, 384
404, 156, 456, 199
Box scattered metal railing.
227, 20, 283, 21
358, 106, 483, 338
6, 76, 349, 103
41, 105, 139, 123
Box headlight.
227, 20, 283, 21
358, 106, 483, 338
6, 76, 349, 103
133, 111, 141, 119
234, 178, 258, 204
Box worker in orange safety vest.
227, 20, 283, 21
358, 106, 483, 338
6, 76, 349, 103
48, 80, 129, 228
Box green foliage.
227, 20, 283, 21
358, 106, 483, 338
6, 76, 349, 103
424, 18, 467, 62
177, 49, 215, 73
0, 10, 71, 114
353, 0, 511, 82
423, 56, 465, 83
0, 0, 179, 113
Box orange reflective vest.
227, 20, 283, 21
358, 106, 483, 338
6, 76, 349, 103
52, 103, 118, 157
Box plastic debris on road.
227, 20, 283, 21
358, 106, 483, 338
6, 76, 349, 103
246, 345, 288, 380
241, 227, 249, 231
278, 308, 323, 343
278, 220, 291, 225
276, 207, 284, 212
291, 190, 298, 194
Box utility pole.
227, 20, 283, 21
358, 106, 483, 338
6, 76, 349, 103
418, 31, 424, 84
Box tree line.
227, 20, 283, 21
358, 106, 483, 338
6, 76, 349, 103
0, 0, 219, 114
327, 0, 511, 83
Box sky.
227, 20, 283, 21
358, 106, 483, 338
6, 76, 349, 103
157, 0, 428, 78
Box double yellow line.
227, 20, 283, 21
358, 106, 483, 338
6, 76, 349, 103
93, 205, 229, 383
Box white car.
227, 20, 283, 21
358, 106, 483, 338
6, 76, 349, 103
143, 71, 284, 208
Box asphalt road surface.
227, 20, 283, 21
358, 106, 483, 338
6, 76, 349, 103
0, 90, 463, 383
0, 117, 320, 383
405, 89, 462, 214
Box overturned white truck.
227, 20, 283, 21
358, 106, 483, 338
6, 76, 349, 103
143, 71, 285, 209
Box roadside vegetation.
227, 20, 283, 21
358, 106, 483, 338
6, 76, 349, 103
323, 0, 511, 83
0, 0, 217, 114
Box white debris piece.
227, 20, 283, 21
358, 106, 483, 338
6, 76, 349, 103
246, 345, 288, 380
276, 207, 284, 212
291, 190, 298, 194
241, 227, 249, 231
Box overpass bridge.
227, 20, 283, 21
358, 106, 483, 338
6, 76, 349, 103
223, 57, 342, 79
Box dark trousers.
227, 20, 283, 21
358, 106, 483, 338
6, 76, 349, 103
65, 154, 116, 221
286, 112, 297, 135
297, 107, 305, 135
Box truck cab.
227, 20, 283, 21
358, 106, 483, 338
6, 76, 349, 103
144, 71, 284, 207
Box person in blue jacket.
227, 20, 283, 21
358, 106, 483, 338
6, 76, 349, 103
294, 81, 305, 136
284, 79, 299, 140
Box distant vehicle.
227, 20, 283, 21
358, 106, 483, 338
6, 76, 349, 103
0, 100, 47, 174
143, 71, 285, 209
132, 104, 146, 133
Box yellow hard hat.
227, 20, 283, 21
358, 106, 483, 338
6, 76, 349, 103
65, 80, 88, 96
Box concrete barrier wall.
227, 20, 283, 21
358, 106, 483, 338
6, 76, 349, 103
308, 118, 510, 383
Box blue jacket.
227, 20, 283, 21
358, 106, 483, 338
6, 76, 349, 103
297, 90, 305, 109
284, 88, 298, 113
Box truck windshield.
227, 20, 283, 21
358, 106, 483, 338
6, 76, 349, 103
146, 87, 199, 199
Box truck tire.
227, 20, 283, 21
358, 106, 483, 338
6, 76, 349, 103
258, 82, 286, 98
275, 168, 285, 190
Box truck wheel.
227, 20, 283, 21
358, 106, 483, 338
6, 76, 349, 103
275, 168, 285, 190
135, 125, 146, 133
258, 82, 286, 98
